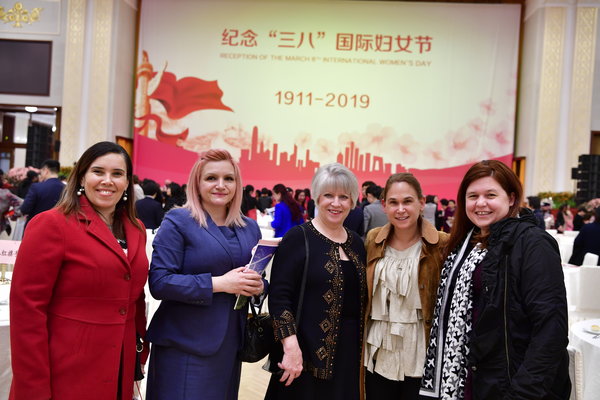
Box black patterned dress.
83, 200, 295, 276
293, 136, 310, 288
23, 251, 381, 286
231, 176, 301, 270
265, 222, 367, 400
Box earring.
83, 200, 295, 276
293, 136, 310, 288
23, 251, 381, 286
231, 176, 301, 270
122, 193, 128, 202
77, 187, 84, 196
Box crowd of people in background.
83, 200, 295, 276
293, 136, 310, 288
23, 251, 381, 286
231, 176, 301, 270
3, 160, 597, 245
5, 143, 600, 400
130, 176, 600, 257
1, 157, 599, 280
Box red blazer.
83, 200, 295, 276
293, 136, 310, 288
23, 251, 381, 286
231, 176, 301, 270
9, 198, 148, 400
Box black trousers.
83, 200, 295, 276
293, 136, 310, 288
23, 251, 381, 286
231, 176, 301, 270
365, 370, 421, 400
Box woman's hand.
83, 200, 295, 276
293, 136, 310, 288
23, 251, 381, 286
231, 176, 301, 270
212, 267, 264, 296
278, 335, 303, 386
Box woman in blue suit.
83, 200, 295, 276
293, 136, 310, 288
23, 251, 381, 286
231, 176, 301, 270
146, 149, 263, 400
271, 183, 304, 237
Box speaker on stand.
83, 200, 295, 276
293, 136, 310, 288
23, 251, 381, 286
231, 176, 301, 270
25, 123, 54, 168
573, 154, 600, 203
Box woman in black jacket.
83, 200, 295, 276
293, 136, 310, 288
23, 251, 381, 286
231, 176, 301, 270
420, 160, 570, 400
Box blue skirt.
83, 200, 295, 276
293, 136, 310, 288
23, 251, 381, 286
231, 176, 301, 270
146, 314, 243, 400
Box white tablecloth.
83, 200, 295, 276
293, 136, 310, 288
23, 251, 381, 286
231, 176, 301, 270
570, 318, 600, 400
0, 280, 11, 400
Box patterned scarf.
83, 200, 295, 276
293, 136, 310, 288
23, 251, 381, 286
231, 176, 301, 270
420, 231, 488, 399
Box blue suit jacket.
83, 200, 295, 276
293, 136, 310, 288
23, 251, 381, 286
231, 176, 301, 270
271, 202, 302, 238
20, 178, 65, 225
135, 197, 164, 230
146, 208, 261, 356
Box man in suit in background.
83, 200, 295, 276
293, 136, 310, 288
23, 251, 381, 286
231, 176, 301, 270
20, 159, 64, 228
363, 184, 387, 237
359, 180, 376, 209
344, 206, 364, 237
135, 179, 164, 230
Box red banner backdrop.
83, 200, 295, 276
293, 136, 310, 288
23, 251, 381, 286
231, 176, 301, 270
133, 0, 520, 200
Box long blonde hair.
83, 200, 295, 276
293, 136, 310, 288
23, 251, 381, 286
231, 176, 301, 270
183, 149, 245, 227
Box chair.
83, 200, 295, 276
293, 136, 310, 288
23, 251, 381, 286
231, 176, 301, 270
559, 242, 574, 264
567, 345, 584, 400
562, 266, 579, 310
571, 266, 600, 323
582, 252, 599, 266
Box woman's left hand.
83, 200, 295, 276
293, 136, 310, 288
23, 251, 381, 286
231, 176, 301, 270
278, 335, 303, 386
211, 267, 263, 296
242, 268, 264, 296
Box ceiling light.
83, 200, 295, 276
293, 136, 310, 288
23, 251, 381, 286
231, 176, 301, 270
25, 106, 38, 113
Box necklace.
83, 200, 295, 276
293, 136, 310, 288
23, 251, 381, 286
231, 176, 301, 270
95, 211, 113, 230
96, 211, 113, 232
312, 218, 346, 243
389, 227, 421, 251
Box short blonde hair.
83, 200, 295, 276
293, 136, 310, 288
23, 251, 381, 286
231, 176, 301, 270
311, 163, 359, 208
184, 149, 245, 228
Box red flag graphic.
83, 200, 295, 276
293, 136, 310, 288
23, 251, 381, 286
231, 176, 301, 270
150, 72, 233, 119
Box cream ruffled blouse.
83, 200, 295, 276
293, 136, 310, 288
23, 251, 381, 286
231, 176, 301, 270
364, 240, 426, 381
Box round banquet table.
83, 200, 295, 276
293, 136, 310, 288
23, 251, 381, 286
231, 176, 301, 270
570, 318, 600, 400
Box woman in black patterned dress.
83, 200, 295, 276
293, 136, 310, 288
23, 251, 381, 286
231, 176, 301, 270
265, 163, 367, 400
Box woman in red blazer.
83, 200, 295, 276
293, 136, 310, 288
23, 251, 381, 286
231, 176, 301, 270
9, 141, 148, 400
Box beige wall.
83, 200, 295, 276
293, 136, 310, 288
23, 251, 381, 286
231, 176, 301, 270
60, 0, 138, 165
517, 0, 599, 195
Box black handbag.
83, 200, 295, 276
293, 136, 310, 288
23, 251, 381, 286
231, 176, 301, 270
134, 334, 144, 381
263, 224, 310, 373
239, 302, 275, 363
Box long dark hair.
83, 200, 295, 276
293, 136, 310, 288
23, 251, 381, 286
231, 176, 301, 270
165, 182, 186, 211
446, 160, 522, 255
56, 141, 142, 233
273, 183, 303, 222
558, 203, 569, 215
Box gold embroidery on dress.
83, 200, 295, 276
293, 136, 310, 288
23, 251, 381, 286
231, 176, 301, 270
317, 241, 343, 370
316, 346, 328, 360
303, 222, 367, 380
323, 289, 334, 303
279, 309, 294, 322
273, 309, 297, 340
320, 319, 332, 332
324, 259, 336, 274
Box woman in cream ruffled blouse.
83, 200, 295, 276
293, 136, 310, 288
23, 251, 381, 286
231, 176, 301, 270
362, 173, 448, 400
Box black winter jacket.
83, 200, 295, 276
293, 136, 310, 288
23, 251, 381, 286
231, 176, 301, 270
468, 209, 571, 399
